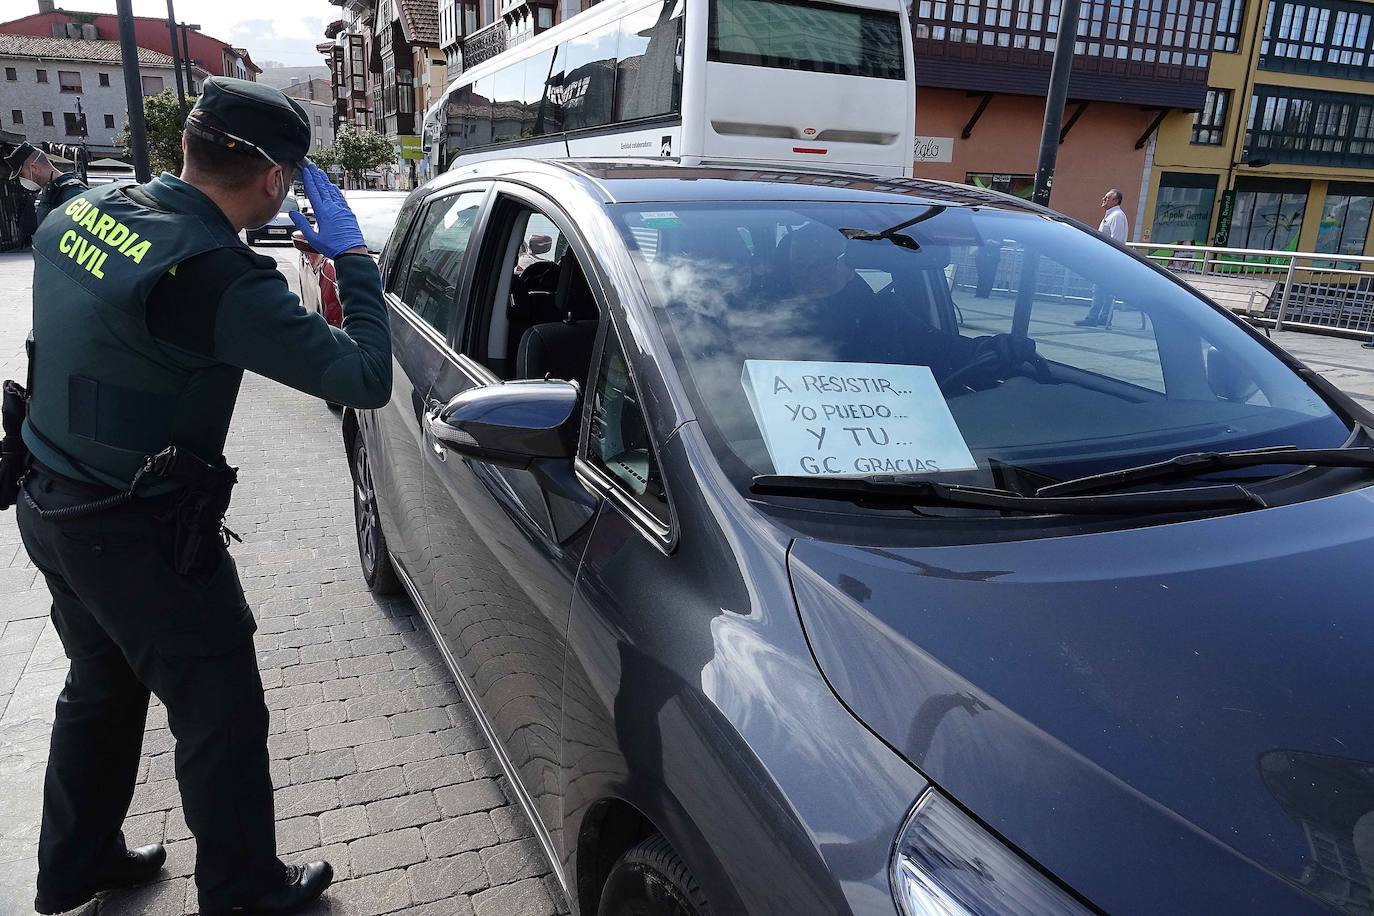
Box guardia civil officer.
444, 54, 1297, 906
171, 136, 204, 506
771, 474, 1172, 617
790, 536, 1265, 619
13, 78, 391, 914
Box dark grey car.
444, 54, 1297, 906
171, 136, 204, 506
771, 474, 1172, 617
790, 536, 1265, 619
343, 159, 1374, 915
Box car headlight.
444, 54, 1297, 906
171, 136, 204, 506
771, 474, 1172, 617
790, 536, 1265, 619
891, 789, 1094, 916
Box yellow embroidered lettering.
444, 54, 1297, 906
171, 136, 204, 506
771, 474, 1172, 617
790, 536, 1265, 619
105, 223, 129, 248
120, 232, 140, 255
59, 230, 76, 254
124, 240, 151, 264
92, 214, 116, 241
79, 206, 100, 232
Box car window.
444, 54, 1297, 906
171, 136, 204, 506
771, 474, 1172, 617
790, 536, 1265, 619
471, 199, 599, 381
612, 201, 1348, 497
346, 195, 408, 253
588, 329, 668, 524
949, 245, 1166, 393
394, 191, 484, 338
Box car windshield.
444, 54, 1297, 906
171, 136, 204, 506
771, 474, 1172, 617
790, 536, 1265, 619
612, 200, 1351, 493
345, 195, 406, 253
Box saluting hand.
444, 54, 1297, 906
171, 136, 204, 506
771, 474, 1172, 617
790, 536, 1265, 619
291, 161, 367, 259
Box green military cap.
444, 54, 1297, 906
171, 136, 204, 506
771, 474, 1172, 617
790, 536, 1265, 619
186, 76, 311, 167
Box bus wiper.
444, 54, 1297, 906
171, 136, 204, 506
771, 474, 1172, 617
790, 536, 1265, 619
751, 474, 1265, 515
839, 206, 947, 251
1037, 446, 1374, 498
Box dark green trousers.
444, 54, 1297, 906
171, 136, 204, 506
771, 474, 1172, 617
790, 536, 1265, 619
17, 465, 284, 910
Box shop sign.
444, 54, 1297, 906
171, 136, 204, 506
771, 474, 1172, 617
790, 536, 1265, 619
1214, 189, 1236, 246
913, 136, 954, 163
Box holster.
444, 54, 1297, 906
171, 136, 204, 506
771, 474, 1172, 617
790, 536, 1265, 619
0, 380, 31, 512
138, 447, 240, 577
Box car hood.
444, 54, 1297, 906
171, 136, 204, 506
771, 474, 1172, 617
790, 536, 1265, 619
788, 489, 1374, 915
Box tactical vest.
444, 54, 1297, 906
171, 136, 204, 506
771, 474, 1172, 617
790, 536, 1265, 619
24, 182, 240, 489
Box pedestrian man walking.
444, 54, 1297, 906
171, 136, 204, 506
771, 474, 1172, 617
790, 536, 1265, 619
9, 78, 391, 915
1076, 188, 1131, 327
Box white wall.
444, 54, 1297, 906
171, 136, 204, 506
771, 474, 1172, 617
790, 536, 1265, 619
1, 56, 182, 155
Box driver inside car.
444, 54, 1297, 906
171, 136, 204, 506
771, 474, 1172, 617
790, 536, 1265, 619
781, 222, 1040, 385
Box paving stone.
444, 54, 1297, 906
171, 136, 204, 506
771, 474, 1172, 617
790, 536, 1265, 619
354, 733, 444, 773
98, 877, 191, 916
388, 707, 451, 738
366, 792, 441, 833
324, 676, 366, 702
264, 683, 324, 712
275, 779, 341, 818
490, 806, 536, 843
349, 828, 427, 876
288, 748, 358, 785
278, 815, 322, 855
344, 691, 409, 722
406, 852, 487, 903
471, 876, 562, 916
402, 755, 472, 793
328, 868, 412, 916
268, 730, 310, 760
421, 812, 499, 858
339, 653, 394, 677
481, 838, 548, 885
399, 897, 477, 916
435, 779, 505, 818
281, 660, 341, 686
161, 838, 197, 878
277, 700, 347, 734
128, 778, 181, 816
340, 765, 409, 807
320, 805, 372, 845
308, 716, 394, 753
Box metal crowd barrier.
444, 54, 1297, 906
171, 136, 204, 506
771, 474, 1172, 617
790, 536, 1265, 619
1126, 242, 1374, 337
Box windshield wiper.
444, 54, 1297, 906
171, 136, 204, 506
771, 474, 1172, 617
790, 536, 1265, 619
1037, 446, 1374, 498
751, 474, 1264, 515
839, 206, 947, 251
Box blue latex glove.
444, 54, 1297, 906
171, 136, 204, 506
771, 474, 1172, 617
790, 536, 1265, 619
290, 161, 366, 259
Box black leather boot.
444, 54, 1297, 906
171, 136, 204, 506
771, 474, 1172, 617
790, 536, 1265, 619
34, 843, 167, 914
203, 862, 335, 915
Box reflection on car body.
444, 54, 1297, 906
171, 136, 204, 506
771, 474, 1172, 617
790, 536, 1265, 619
342, 158, 1374, 916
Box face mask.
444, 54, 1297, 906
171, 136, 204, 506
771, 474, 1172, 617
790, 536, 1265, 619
247, 168, 290, 231
18, 176, 40, 192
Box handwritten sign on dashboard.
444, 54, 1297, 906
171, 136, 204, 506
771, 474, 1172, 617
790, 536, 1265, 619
742, 360, 977, 476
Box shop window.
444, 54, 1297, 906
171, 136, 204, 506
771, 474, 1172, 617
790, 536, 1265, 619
1191, 89, 1229, 145
1227, 179, 1309, 253
1315, 183, 1374, 265
1151, 173, 1219, 247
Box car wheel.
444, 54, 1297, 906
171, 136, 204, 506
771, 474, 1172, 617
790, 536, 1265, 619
350, 435, 400, 595
597, 835, 707, 916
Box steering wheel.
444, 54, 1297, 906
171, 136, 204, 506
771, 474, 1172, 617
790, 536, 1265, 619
941, 348, 1053, 395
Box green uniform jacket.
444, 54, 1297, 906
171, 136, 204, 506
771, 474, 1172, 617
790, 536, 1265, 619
26, 171, 392, 489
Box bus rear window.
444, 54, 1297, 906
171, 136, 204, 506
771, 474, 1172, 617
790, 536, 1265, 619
708, 0, 904, 80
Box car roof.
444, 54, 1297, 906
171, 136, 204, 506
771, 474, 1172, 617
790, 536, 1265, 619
429, 158, 1048, 214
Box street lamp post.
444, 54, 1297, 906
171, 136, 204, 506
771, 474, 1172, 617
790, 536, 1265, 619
115, 0, 151, 182
166, 0, 188, 121
1031, 0, 1082, 208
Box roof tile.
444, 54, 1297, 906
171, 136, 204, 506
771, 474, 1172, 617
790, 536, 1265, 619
0, 33, 180, 68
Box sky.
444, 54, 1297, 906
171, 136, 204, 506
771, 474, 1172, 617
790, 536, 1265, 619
43, 0, 342, 66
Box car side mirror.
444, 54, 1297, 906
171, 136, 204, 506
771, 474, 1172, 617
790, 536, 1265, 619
1205, 346, 1260, 403
292, 232, 317, 254
429, 379, 580, 469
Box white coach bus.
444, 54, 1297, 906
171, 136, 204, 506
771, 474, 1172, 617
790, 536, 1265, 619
422, 0, 916, 177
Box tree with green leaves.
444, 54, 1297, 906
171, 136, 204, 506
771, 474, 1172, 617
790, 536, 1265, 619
313, 125, 396, 188
118, 89, 187, 176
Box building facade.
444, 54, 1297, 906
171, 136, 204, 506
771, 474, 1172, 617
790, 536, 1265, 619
0, 1, 260, 81
1142, 0, 1374, 258
911, 0, 1219, 229
0, 34, 201, 158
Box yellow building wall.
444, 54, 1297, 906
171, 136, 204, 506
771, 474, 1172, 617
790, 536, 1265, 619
1143, 0, 1374, 255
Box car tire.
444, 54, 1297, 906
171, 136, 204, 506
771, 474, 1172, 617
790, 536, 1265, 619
350, 435, 401, 595
597, 835, 708, 916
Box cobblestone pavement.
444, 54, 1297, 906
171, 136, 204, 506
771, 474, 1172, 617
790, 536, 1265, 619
4, 245, 1374, 916
0, 248, 566, 916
